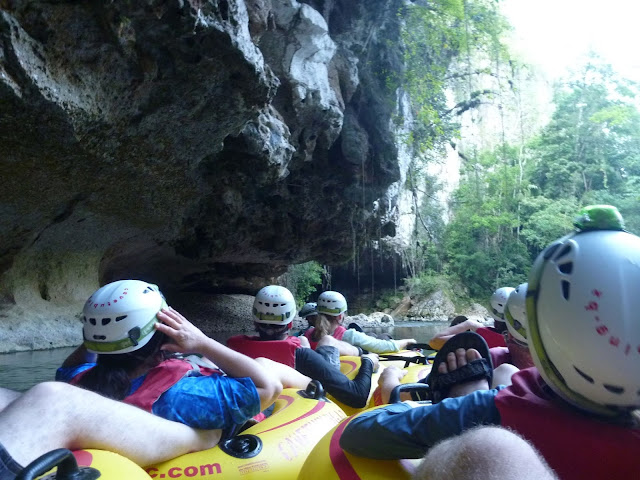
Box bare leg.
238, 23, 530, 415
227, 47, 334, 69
255, 357, 311, 389
317, 335, 359, 356
414, 426, 558, 480
492, 363, 519, 388
0, 382, 221, 468
0, 387, 21, 411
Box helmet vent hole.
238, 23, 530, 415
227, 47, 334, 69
93, 335, 107, 340
543, 242, 561, 260
603, 384, 624, 395
561, 280, 570, 300
89, 318, 97, 325
265, 303, 271, 307
554, 244, 573, 261
558, 262, 573, 274
115, 315, 127, 322
574, 367, 594, 383
101, 318, 111, 326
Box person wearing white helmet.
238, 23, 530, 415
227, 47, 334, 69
227, 286, 379, 408
58, 280, 282, 431
492, 282, 534, 371
0, 382, 221, 479
306, 291, 416, 354
427, 287, 514, 351
339, 206, 640, 480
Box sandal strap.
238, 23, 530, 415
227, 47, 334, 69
430, 359, 492, 402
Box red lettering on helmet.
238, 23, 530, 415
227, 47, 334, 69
585, 301, 598, 311
609, 336, 620, 347
596, 325, 609, 336
592, 289, 602, 297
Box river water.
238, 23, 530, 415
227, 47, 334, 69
0, 322, 447, 392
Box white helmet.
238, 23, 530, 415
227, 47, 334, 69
317, 291, 347, 316
490, 287, 515, 321
253, 286, 296, 326
298, 302, 318, 318
528, 208, 640, 416
82, 280, 166, 354
504, 283, 528, 346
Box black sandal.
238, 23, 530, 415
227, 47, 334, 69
427, 331, 493, 403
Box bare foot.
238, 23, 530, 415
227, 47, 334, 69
437, 347, 489, 398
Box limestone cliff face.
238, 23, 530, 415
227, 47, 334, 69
0, 0, 408, 351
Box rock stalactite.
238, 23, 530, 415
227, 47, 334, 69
0, 0, 409, 352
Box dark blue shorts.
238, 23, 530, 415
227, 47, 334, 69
0, 443, 21, 480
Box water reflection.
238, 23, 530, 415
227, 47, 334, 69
0, 322, 448, 392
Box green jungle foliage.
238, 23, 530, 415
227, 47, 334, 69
282, 261, 324, 306
399, 0, 510, 155
432, 57, 640, 299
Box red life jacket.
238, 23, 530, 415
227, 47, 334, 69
495, 368, 640, 480
226, 335, 301, 368
71, 358, 222, 412
476, 327, 506, 348
304, 325, 347, 350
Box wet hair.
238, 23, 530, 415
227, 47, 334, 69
76, 331, 168, 400
255, 322, 290, 341
493, 319, 508, 334
450, 315, 468, 327
311, 313, 334, 342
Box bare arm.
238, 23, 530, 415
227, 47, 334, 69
316, 334, 360, 356
156, 308, 282, 411
427, 320, 483, 350
298, 335, 311, 348
394, 338, 418, 350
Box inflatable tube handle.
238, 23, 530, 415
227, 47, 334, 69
389, 383, 432, 404
16, 448, 100, 480
379, 355, 427, 367
300, 380, 326, 400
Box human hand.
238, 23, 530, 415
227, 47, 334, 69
362, 353, 380, 373
378, 366, 407, 386
396, 338, 417, 350
298, 335, 311, 349
155, 307, 212, 355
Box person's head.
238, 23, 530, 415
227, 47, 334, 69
298, 302, 318, 326
78, 279, 169, 399
490, 286, 515, 323
252, 285, 296, 340
503, 283, 534, 369
449, 315, 468, 327
317, 290, 347, 322
528, 205, 640, 418
413, 426, 558, 480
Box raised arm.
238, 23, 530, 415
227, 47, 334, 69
427, 320, 484, 350
156, 307, 282, 411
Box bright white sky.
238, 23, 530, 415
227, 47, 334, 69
501, 0, 640, 82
